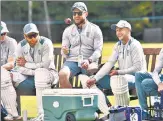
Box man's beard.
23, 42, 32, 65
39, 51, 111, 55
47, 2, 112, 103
74, 19, 85, 27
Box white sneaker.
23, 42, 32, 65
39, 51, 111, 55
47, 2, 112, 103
13, 115, 22, 120
4, 114, 13, 121
29, 114, 44, 121
4, 114, 22, 121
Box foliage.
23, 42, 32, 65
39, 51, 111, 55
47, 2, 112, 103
1, 1, 163, 42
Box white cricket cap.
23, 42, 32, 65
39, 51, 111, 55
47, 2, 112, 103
111, 20, 131, 31
23, 23, 39, 35
1, 21, 9, 33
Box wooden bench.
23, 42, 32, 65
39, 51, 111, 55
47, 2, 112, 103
54, 47, 161, 90
54, 47, 102, 87
17, 47, 161, 113
103, 48, 162, 97
55, 47, 161, 86
129, 48, 161, 97
143, 48, 161, 72
17, 47, 101, 113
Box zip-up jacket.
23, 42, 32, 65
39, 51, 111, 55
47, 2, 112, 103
15, 36, 55, 75
1, 36, 17, 65
152, 48, 163, 85
61, 20, 103, 63
94, 37, 147, 82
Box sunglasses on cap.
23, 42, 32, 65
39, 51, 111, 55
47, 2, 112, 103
1, 33, 6, 36
27, 33, 38, 39
72, 11, 83, 16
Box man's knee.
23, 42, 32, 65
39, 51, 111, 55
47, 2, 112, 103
135, 72, 144, 81
35, 68, 53, 88
59, 70, 68, 78
142, 79, 157, 95
59, 68, 72, 88
96, 75, 111, 90
135, 71, 151, 82
79, 74, 89, 88
59, 67, 70, 80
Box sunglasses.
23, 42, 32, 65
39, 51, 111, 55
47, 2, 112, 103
1, 33, 6, 36
27, 33, 38, 39
72, 12, 83, 16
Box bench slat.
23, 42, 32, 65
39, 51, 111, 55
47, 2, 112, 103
145, 55, 150, 71
143, 48, 161, 72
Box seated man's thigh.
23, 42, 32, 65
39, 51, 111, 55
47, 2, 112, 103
62, 61, 81, 77
16, 76, 36, 95
96, 75, 111, 90
142, 78, 158, 96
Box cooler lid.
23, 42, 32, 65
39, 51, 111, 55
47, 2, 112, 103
42, 89, 98, 95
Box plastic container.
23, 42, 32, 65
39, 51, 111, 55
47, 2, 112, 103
42, 89, 98, 121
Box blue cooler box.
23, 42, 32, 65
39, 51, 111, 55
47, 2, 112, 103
42, 89, 98, 121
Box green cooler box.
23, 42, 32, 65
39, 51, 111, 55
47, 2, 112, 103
42, 89, 98, 121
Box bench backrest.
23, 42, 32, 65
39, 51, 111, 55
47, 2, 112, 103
53, 47, 102, 87
54, 47, 65, 71
54, 47, 161, 72
53, 47, 161, 88
54, 47, 102, 71
143, 48, 161, 72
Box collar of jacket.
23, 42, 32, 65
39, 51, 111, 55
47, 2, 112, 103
71, 20, 89, 35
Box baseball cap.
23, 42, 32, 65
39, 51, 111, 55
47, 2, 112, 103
23, 23, 39, 35
71, 2, 87, 12
1, 21, 9, 33
111, 20, 131, 31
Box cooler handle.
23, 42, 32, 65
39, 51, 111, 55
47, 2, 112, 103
82, 95, 94, 107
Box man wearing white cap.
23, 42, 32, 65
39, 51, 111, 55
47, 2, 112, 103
81, 20, 146, 113
59, 1, 103, 88
13, 23, 58, 121
1, 21, 22, 120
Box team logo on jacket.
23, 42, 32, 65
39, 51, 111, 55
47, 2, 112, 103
24, 51, 28, 55
86, 32, 90, 37
38, 50, 41, 55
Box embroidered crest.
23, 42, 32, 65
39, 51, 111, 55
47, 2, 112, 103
24, 51, 28, 55
38, 50, 41, 55
86, 32, 90, 37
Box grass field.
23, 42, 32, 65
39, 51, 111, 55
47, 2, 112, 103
21, 42, 163, 117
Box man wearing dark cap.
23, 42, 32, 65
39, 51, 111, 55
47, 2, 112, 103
59, 2, 103, 89
13, 23, 58, 121
81, 20, 146, 119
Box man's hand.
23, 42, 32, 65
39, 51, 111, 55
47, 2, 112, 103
81, 60, 89, 70
61, 46, 69, 55
86, 78, 96, 88
109, 69, 118, 76
16, 57, 26, 67
158, 82, 163, 92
